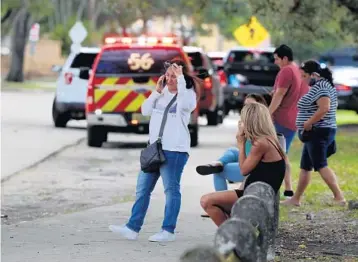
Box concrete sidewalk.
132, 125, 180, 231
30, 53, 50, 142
1, 152, 223, 262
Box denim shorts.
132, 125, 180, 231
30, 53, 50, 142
299, 128, 337, 172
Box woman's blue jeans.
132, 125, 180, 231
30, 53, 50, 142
126, 150, 189, 234
214, 147, 245, 191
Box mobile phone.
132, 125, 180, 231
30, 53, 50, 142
162, 76, 166, 87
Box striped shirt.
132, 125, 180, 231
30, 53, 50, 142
296, 79, 337, 130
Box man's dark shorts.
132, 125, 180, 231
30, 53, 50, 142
299, 128, 336, 172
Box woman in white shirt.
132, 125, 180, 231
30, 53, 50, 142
109, 60, 198, 242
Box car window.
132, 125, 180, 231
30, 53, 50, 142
70, 53, 98, 68
203, 55, 213, 70
210, 57, 224, 67
187, 52, 203, 70
227, 51, 274, 64
319, 55, 358, 67
95, 49, 184, 75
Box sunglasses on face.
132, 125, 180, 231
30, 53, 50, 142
164, 61, 172, 70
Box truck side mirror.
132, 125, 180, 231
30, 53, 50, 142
197, 67, 209, 79
79, 67, 90, 80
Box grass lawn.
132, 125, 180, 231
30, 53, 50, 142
336, 110, 358, 126
277, 110, 358, 261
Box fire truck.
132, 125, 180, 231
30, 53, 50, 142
79, 35, 200, 147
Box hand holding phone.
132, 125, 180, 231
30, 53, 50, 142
156, 75, 165, 93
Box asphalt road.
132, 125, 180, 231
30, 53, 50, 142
1, 91, 86, 181
1, 90, 240, 224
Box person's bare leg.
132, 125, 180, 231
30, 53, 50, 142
282, 169, 311, 206
200, 161, 224, 218
283, 157, 293, 191
318, 167, 345, 204
200, 191, 238, 227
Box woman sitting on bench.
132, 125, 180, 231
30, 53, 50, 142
196, 94, 290, 195
200, 103, 286, 226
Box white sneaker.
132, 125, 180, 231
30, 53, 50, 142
148, 230, 175, 242
109, 225, 138, 240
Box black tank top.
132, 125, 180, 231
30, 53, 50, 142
244, 139, 286, 193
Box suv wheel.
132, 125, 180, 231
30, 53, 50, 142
87, 126, 108, 147
52, 99, 69, 128
207, 109, 219, 126
218, 107, 224, 124
190, 125, 199, 147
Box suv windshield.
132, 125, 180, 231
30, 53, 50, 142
70, 53, 98, 68
95, 49, 184, 75
227, 51, 274, 64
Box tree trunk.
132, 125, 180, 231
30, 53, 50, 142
6, 8, 31, 82
77, 0, 87, 21
142, 15, 149, 34
87, 0, 95, 23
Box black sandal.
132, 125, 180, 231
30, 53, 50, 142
196, 164, 224, 175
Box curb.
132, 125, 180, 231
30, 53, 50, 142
1, 87, 55, 93
1, 137, 86, 183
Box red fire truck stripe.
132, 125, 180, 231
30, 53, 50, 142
95, 90, 116, 109
113, 91, 139, 112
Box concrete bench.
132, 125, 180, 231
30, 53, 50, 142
180, 182, 279, 262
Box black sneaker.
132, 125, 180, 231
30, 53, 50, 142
196, 164, 224, 175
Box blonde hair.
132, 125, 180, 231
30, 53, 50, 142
240, 103, 285, 157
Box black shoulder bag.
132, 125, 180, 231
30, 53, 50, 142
140, 94, 177, 173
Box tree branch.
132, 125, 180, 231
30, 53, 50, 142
289, 0, 302, 13
336, 0, 358, 14
1, 9, 13, 23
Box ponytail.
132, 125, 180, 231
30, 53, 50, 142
320, 67, 334, 85
301, 60, 334, 85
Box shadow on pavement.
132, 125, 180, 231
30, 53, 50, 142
102, 141, 147, 149
65, 126, 87, 130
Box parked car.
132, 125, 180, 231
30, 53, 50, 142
184, 46, 225, 125
223, 47, 279, 112
208, 51, 226, 71
319, 47, 358, 113
82, 36, 200, 147
208, 51, 229, 105
52, 47, 100, 127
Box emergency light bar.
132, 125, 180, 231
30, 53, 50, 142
104, 36, 181, 46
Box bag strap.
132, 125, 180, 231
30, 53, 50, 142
158, 94, 177, 140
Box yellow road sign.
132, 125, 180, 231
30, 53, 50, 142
233, 16, 269, 47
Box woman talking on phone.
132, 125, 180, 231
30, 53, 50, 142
109, 60, 199, 242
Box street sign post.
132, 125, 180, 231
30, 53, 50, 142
29, 23, 40, 42
68, 21, 88, 54
233, 16, 269, 48
29, 23, 40, 56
